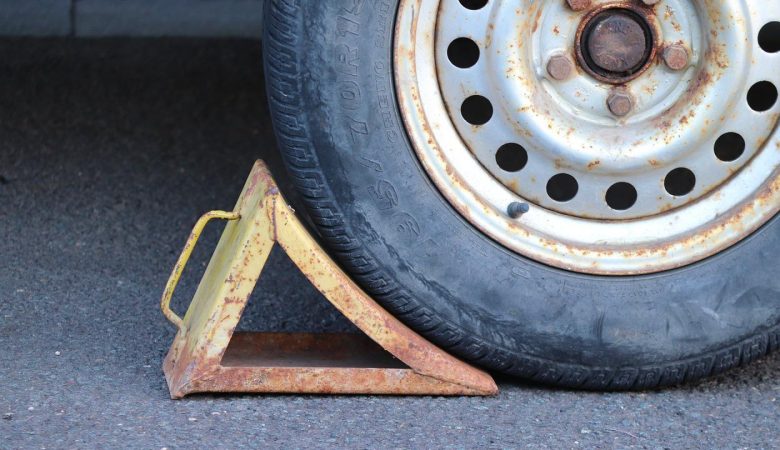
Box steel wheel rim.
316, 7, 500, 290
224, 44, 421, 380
395, 0, 780, 275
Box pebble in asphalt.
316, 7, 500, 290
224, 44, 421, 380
0, 39, 778, 449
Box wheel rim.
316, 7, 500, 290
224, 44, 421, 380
395, 0, 780, 275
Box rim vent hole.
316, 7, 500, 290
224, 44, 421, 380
747, 81, 778, 112
759, 22, 780, 53
714, 132, 746, 162
606, 183, 638, 211
459, 0, 488, 10
665, 168, 696, 197
447, 38, 480, 68
547, 174, 579, 202
461, 95, 493, 125
496, 144, 528, 172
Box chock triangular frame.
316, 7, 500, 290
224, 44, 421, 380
160, 161, 498, 398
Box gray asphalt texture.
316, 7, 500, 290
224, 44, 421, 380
0, 39, 778, 449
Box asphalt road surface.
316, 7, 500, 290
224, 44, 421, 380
1, 39, 778, 449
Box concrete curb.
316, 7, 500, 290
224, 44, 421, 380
0, 0, 263, 38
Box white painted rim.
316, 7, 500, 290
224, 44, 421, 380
395, 0, 780, 275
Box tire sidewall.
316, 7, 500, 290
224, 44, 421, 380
265, 0, 780, 388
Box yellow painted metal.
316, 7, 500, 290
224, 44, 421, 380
160, 210, 241, 330
160, 160, 498, 398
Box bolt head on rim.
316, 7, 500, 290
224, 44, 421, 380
607, 90, 633, 117
395, 0, 780, 274
662, 44, 689, 70
547, 54, 574, 81
566, 0, 591, 11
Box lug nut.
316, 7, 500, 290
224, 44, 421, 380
507, 202, 530, 219
566, 0, 591, 11
547, 54, 574, 81
607, 90, 633, 117
662, 44, 689, 71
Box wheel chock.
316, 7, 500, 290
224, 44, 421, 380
159, 160, 498, 398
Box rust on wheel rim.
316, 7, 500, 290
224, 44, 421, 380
394, 0, 780, 275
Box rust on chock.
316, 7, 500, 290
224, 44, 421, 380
160, 160, 498, 398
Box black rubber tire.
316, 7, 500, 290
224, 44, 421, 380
263, 0, 780, 390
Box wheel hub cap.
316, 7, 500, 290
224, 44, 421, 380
579, 8, 655, 82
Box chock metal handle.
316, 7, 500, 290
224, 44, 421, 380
160, 210, 241, 331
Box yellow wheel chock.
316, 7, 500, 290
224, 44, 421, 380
160, 160, 498, 398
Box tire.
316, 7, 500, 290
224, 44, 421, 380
263, 0, 780, 389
